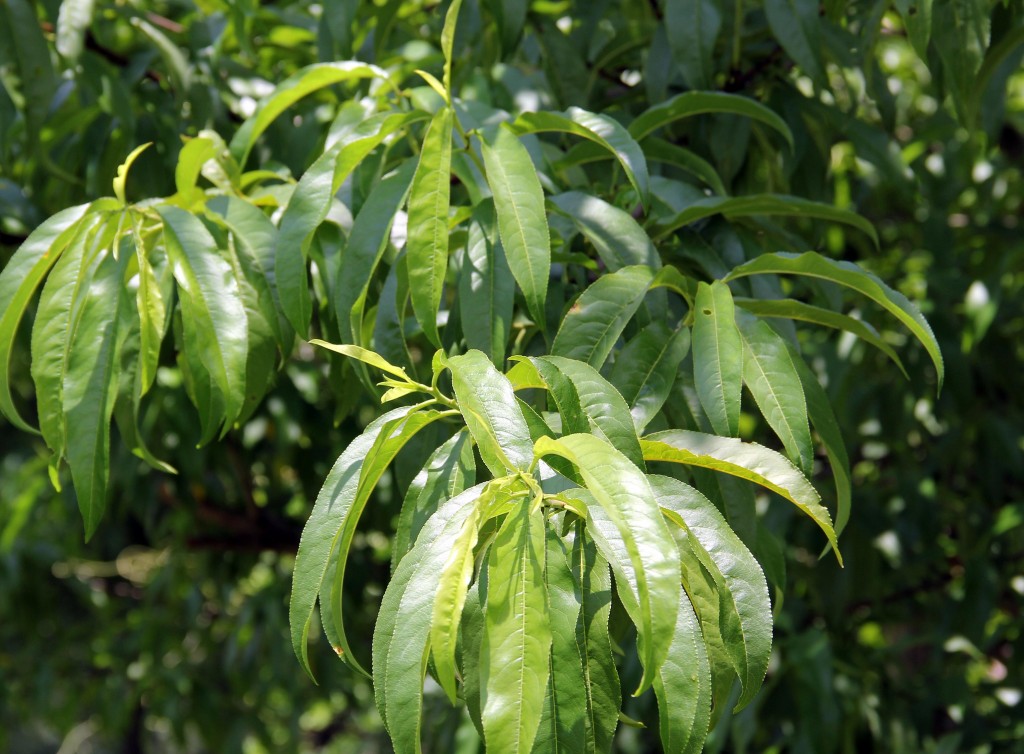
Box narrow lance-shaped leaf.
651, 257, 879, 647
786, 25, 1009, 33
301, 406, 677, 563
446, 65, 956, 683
30, 212, 113, 456
481, 501, 551, 754
63, 247, 130, 538
641, 138, 729, 197
459, 199, 515, 367
393, 430, 476, 570
374, 481, 491, 749
641, 430, 842, 563
610, 322, 691, 433
629, 91, 794, 146
440, 0, 464, 99
289, 405, 415, 679
532, 527, 588, 754
552, 265, 655, 369
158, 206, 249, 431
653, 194, 879, 247
734, 296, 907, 377
652, 582, 712, 754
0, 202, 96, 432
571, 526, 620, 752
536, 435, 680, 694
511, 108, 650, 209
480, 125, 551, 329
650, 474, 772, 711
693, 281, 743, 437
736, 312, 813, 474
229, 61, 391, 165
725, 251, 943, 390
448, 350, 534, 476
548, 192, 659, 271
764, 0, 827, 86
665, 0, 721, 90
407, 107, 454, 347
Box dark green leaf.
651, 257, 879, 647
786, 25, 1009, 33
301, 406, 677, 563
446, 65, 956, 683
459, 199, 515, 367
665, 0, 721, 90
629, 91, 794, 147
693, 280, 743, 437
610, 322, 690, 433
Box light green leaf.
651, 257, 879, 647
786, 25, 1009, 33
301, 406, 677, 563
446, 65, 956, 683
693, 280, 743, 437
310, 340, 411, 381
734, 297, 907, 377
610, 322, 690, 433
481, 502, 551, 754
641, 430, 841, 563
393, 431, 476, 571
158, 206, 249, 430
665, 0, 721, 90
552, 265, 655, 368
448, 350, 533, 476
651, 474, 771, 711
174, 137, 217, 198
374, 481, 490, 749
113, 143, 152, 206
736, 312, 813, 474
764, 0, 826, 86
63, 247, 130, 538
652, 584, 712, 754
512, 108, 650, 208
570, 526, 620, 752
334, 159, 417, 342
459, 199, 515, 367
533, 356, 645, 470
536, 435, 680, 694
0, 202, 96, 433
725, 251, 943, 390
441, 0, 465, 99
533, 527, 588, 754
629, 91, 794, 147
652, 194, 878, 246
229, 61, 391, 165
548, 192, 659, 271
480, 125, 551, 328
407, 107, 454, 346
30, 212, 113, 455
289, 405, 415, 679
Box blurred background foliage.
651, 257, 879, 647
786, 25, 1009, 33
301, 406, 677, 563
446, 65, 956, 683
1, 0, 1022, 751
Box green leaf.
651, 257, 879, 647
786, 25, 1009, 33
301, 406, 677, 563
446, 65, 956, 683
2, 0, 56, 153
736, 312, 813, 474
533, 527, 588, 754
764, 0, 827, 86
459, 199, 515, 367
536, 435, 680, 695
229, 61, 390, 166
725, 251, 943, 390
789, 348, 852, 537
610, 322, 691, 434
570, 526, 620, 752
480, 125, 552, 329
174, 137, 217, 198
392, 431, 475, 570
334, 159, 417, 342
486, 0, 527, 54
407, 107, 454, 347
652, 584, 712, 754
430, 498, 481, 703
894, 0, 932, 59
157, 206, 249, 430
652, 194, 878, 246
448, 350, 533, 476
481, 501, 551, 754
0, 202, 96, 433
629, 91, 794, 147
533, 356, 645, 470
734, 297, 908, 377
112, 143, 152, 206
665, 0, 721, 90
441, 0, 464, 100
651, 474, 771, 711
309, 340, 411, 381
552, 265, 655, 368
548, 192, 659, 271
374, 481, 490, 749
641, 430, 841, 563
693, 281, 743, 437
63, 246, 130, 538
511, 108, 650, 209
30, 212, 113, 455
131, 17, 191, 93
641, 138, 728, 197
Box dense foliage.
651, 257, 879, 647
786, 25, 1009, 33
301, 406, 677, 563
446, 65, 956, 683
1, 0, 1021, 752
